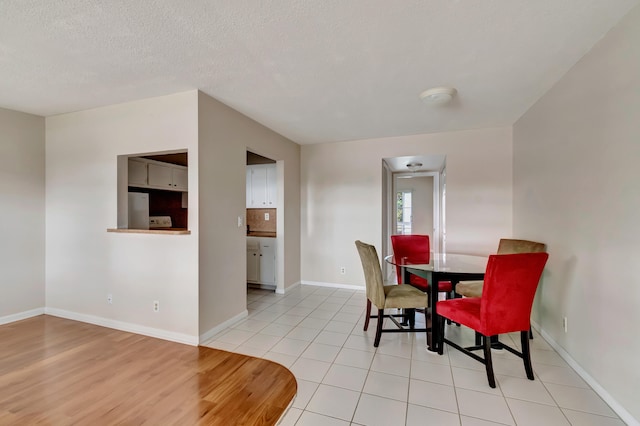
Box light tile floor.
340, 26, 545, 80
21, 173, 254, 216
202, 285, 624, 426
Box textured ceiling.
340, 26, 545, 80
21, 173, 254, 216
0, 1, 637, 144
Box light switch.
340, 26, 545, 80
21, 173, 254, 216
237, 215, 243, 227
264, 213, 270, 221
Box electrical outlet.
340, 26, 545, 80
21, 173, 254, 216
340, 266, 346, 275
107, 294, 112, 304
153, 300, 160, 312
264, 212, 270, 221
563, 316, 568, 333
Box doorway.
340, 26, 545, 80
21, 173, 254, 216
246, 151, 280, 293
382, 156, 446, 281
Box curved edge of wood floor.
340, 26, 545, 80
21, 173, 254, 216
0, 315, 297, 425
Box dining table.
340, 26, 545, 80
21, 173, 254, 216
385, 252, 488, 352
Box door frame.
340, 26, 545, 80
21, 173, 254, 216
382, 160, 446, 281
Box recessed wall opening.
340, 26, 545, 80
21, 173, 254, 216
116, 150, 189, 232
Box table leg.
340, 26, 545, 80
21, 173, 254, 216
427, 271, 439, 352
400, 266, 411, 326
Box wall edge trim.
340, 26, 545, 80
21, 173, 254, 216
0, 308, 45, 326
199, 310, 249, 343
44, 308, 198, 346
532, 321, 639, 426
301, 280, 365, 291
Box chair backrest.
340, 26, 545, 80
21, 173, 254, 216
390, 235, 430, 284
355, 240, 386, 309
497, 239, 546, 254
479, 252, 549, 336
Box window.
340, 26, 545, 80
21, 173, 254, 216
396, 190, 412, 234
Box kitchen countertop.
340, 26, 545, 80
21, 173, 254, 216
247, 231, 276, 238
107, 228, 191, 235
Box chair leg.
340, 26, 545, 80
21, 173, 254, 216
475, 331, 481, 346
407, 308, 416, 329
437, 313, 446, 355
529, 324, 534, 339
364, 299, 372, 331
424, 309, 430, 349
521, 331, 534, 380
374, 309, 384, 347
483, 335, 496, 388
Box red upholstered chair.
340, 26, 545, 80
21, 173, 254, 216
456, 239, 547, 341
436, 252, 549, 388
390, 235, 452, 294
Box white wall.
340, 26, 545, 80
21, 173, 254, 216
301, 127, 513, 287
513, 5, 640, 423
0, 108, 45, 321
45, 91, 200, 343
198, 92, 300, 338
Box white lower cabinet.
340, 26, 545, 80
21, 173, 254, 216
247, 237, 276, 286
258, 240, 276, 285
247, 248, 259, 282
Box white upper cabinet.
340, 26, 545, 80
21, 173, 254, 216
246, 164, 277, 208
128, 158, 148, 186
148, 162, 173, 189
172, 167, 188, 191
128, 158, 188, 192
266, 165, 277, 207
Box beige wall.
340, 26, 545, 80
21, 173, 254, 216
198, 92, 300, 337
45, 92, 200, 343
513, 5, 640, 422
301, 127, 513, 287
0, 108, 45, 321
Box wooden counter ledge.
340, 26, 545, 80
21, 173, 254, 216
107, 228, 191, 235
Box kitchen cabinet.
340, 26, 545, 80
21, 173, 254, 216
258, 239, 276, 285
171, 167, 188, 191
247, 237, 276, 286
128, 158, 188, 192
247, 243, 260, 283
128, 158, 148, 186
246, 164, 277, 208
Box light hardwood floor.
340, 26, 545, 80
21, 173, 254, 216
0, 315, 297, 425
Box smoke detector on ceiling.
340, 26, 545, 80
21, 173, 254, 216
419, 87, 457, 105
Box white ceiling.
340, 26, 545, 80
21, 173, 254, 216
1, 1, 637, 144
385, 155, 445, 173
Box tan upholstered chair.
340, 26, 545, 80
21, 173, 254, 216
456, 239, 547, 298
355, 240, 430, 347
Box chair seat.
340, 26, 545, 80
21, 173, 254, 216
455, 280, 483, 298
383, 284, 428, 309
409, 276, 453, 293
437, 297, 481, 330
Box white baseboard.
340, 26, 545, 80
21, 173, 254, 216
531, 321, 639, 426
0, 308, 45, 326
301, 280, 365, 291
277, 281, 301, 294
199, 309, 248, 344
45, 308, 199, 346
